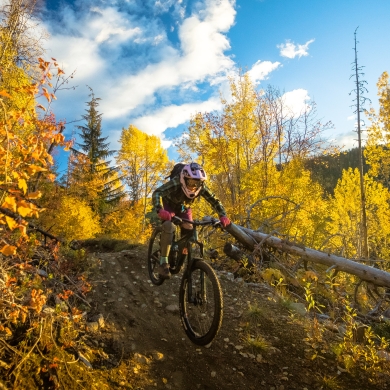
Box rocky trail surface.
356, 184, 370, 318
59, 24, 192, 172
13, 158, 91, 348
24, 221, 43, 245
82, 246, 382, 390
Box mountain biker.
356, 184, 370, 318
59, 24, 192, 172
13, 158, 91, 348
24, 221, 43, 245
152, 162, 230, 279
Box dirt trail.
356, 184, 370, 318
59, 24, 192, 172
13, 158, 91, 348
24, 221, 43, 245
83, 246, 380, 390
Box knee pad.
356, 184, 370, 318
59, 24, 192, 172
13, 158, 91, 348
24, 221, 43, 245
162, 220, 176, 234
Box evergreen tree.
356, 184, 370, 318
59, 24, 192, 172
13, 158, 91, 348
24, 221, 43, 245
76, 88, 113, 173
71, 88, 125, 212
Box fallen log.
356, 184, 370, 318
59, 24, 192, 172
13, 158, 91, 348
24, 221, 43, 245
225, 223, 390, 289
223, 243, 244, 261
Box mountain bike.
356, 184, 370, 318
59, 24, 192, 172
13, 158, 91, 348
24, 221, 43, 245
147, 216, 223, 346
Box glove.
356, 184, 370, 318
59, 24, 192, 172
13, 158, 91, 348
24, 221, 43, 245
219, 216, 230, 227
158, 209, 174, 221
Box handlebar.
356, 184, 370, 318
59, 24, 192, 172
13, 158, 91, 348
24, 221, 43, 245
172, 215, 221, 227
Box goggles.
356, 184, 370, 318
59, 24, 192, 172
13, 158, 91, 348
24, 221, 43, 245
185, 178, 202, 189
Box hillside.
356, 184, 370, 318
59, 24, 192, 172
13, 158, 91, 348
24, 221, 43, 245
304, 147, 370, 194
31, 244, 385, 390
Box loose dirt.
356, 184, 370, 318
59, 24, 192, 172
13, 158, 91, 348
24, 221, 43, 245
82, 246, 383, 390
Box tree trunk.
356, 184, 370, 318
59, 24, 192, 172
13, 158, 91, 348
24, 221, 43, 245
223, 243, 244, 261
225, 223, 390, 288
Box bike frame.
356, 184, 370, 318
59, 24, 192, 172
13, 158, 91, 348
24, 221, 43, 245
171, 217, 218, 304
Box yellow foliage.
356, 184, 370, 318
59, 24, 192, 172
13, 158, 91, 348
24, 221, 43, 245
328, 168, 390, 259
261, 268, 284, 284
0, 57, 70, 254
365, 71, 390, 185
46, 195, 101, 241
116, 125, 169, 204
176, 73, 330, 248
102, 201, 152, 244
297, 269, 319, 283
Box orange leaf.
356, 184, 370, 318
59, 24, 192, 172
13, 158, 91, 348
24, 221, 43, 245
27, 191, 42, 200
1, 245, 17, 256
42, 87, 51, 102
8, 189, 22, 194
18, 225, 27, 236
5, 216, 18, 230
0, 90, 11, 98
36, 104, 46, 111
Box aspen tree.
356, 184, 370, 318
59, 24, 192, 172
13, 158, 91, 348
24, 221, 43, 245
116, 125, 168, 229
365, 71, 390, 188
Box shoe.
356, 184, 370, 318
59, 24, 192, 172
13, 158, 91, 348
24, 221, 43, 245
158, 263, 171, 279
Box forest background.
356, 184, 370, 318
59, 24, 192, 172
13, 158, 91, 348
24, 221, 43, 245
2, 0, 390, 317
1, 0, 390, 387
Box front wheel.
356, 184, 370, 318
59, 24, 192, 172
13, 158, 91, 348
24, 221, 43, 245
147, 227, 164, 286
179, 260, 223, 346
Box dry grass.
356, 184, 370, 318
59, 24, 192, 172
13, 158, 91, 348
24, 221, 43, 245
242, 334, 271, 354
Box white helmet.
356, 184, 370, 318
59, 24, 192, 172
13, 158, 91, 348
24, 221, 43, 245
180, 163, 207, 198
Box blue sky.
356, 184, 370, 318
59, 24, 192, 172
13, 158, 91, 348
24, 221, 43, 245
37, 0, 390, 173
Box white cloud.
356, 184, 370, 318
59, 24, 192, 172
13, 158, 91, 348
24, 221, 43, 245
282, 89, 311, 117
101, 0, 236, 118
89, 8, 141, 44
277, 39, 315, 59
132, 97, 222, 138
347, 115, 355, 120
330, 132, 360, 150
45, 0, 236, 122
47, 35, 105, 80
247, 60, 281, 84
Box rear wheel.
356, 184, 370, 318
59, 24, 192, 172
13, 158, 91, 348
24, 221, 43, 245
147, 227, 164, 286
179, 260, 223, 345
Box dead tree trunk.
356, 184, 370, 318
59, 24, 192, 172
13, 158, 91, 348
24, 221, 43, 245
223, 243, 244, 261
225, 223, 390, 289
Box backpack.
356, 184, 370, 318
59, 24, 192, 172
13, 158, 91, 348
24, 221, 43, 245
166, 162, 186, 180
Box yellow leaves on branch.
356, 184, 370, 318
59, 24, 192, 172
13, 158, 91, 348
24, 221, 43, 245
2, 196, 17, 212
18, 178, 27, 194
5, 216, 18, 230
17, 199, 40, 218
26, 164, 47, 175
0, 57, 71, 253
2, 194, 40, 218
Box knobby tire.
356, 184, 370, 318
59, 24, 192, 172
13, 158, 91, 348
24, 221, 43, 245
179, 259, 223, 346
147, 227, 165, 286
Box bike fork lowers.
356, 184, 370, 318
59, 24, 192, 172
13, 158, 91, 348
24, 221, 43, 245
186, 257, 206, 305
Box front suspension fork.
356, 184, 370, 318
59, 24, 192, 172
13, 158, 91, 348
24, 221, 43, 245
186, 245, 205, 304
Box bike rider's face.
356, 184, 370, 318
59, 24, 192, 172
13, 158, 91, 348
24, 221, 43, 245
186, 178, 202, 191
